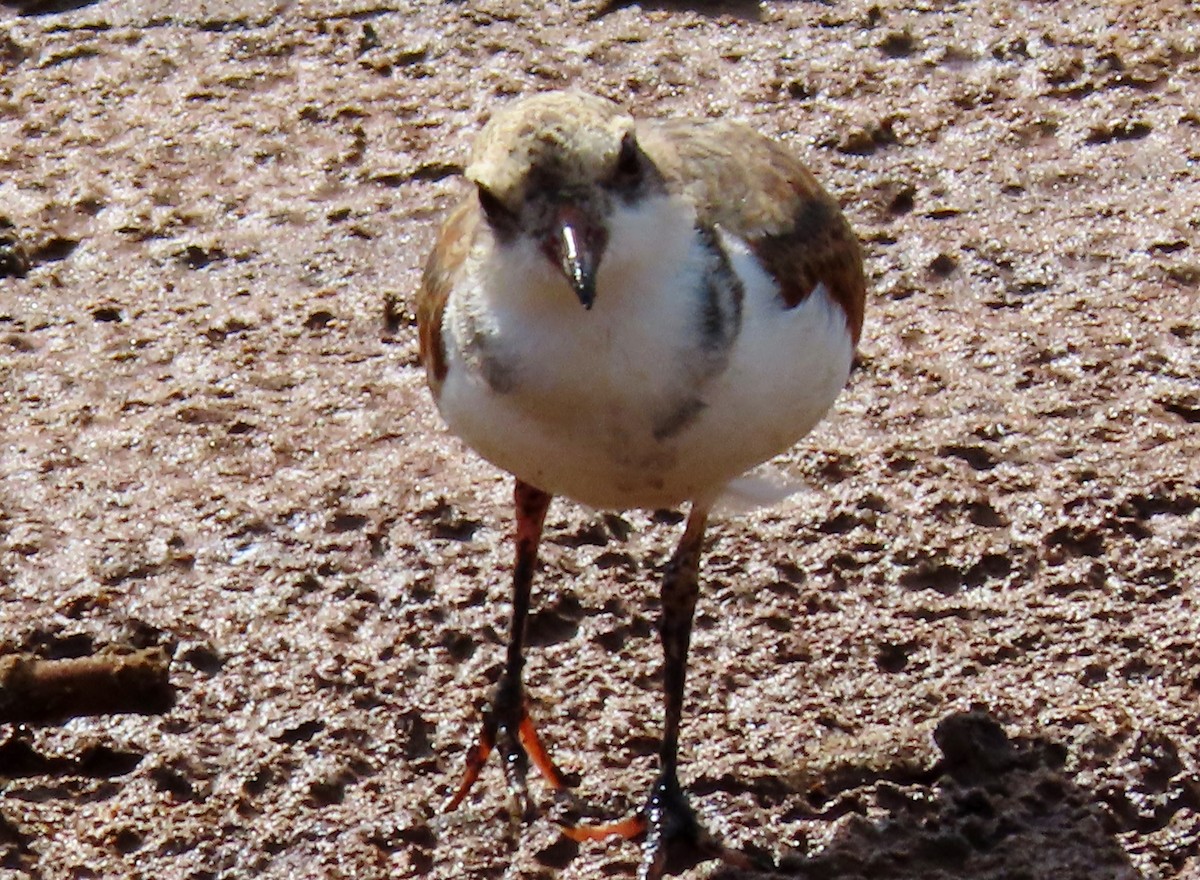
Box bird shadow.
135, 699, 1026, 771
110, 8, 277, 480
704, 710, 1147, 880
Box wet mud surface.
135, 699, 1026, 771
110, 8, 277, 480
2, 1, 1199, 878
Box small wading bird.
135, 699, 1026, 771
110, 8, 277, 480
417, 91, 866, 878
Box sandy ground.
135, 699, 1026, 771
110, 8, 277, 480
2, 1, 1199, 878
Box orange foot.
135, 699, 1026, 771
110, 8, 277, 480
443, 689, 568, 819
561, 774, 767, 880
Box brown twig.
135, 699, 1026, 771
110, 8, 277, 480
0, 648, 173, 723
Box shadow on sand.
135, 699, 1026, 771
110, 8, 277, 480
708, 710, 1144, 880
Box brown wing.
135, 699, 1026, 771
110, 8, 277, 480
417, 196, 479, 396
637, 119, 866, 344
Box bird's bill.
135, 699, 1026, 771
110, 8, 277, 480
546, 203, 606, 310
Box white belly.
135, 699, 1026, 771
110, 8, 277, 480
436, 205, 855, 510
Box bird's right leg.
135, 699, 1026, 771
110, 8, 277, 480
443, 479, 568, 819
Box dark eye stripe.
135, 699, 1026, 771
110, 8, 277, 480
476, 184, 519, 240
607, 132, 644, 194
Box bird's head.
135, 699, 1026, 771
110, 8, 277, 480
465, 92, 664, 310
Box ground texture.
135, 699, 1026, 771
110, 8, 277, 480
1, 1, 1199, 878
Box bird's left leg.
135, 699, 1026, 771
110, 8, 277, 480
443, 479, 569, 819
563, 503, 764, 878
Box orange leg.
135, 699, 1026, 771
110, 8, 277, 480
443, 480, 569, 817
560, 504, 766, 879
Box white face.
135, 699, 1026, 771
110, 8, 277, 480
474, 192, 696, 316
469, 123, 668, 310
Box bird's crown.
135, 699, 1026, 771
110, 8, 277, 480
465, 91, 636, 206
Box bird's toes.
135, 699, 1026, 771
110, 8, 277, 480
637, 779, 771, 879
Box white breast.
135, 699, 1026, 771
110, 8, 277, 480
437, 197, 854, 511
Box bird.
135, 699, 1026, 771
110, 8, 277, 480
417, 90, 866, 878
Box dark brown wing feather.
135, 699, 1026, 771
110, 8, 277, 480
638, 119, 866, 343
417, 197, 479, 395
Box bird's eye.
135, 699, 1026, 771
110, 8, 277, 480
609, 132, 644, 192
476, 184, 517, 233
